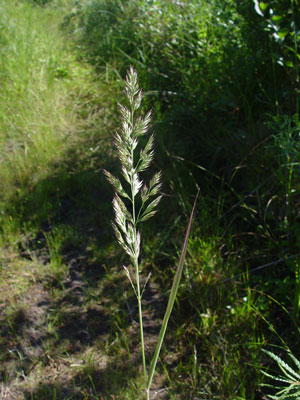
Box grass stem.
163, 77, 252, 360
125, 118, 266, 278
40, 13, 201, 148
133, 255, 148, 388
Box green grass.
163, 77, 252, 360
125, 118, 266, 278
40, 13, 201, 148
0, 0, 69, 195
0, 0, 119, 228
0, 0, 299, 399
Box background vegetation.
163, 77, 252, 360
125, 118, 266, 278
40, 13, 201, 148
0, 0, 299, 398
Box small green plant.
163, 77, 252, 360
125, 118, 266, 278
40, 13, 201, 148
105, 67, 198, 399
261, 348, 300, 399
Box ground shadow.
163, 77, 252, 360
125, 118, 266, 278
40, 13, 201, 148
0, 124, 170, 399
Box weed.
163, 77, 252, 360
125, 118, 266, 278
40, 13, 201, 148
105, 67, 198, 398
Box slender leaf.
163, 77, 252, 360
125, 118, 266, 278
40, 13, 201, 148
278, 28, 289, 39
147, 190, 200, 390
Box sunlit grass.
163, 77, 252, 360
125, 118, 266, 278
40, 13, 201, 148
0, 0, 116, 214
0, 1, 68, 193
0, 0, 299, 399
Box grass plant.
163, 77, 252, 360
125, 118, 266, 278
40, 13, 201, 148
105, 67, 198, 399
1, 0, 300, 398
0, 0, 69, 195
261, 348, 300, 399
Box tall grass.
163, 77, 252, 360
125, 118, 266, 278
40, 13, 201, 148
71, 0, 300, 396
0, 0, 98, 229
0, 0, 299, 398
105, 68, 163, 398
0, 1, 63, 189
105, 67, 199, 399
0, 0, 117, 235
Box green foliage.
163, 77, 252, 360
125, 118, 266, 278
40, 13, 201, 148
31, 0, 54, 5
0, 0, 70, 203
1, 0, 300, 398
66, 2, 300, 394
261, 348, 300, 399
67, 0, 251, 161
252, 0, 300, 115
68, 0, 299, 165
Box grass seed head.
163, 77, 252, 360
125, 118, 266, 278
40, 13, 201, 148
105, 67, 162, 263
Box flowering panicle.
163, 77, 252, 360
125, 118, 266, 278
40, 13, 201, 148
104, 66, 162, 262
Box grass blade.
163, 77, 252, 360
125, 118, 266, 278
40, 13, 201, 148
146, 190, 200, 391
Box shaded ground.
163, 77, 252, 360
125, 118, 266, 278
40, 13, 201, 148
0, 162, 170, 399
